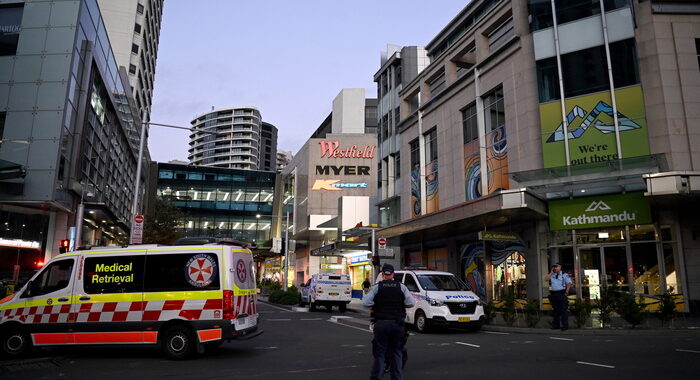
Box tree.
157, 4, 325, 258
143, 199, 185, 245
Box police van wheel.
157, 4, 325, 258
1, 327, 31, 357
414, 311, 430, 333
162, 326, 195, 360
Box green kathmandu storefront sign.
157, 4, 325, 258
549, 193, 652, 231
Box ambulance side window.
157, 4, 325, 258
403, 274, 420, 292
23, 259, 74, 298
144, 252, 220, 292
83, 256, 145, 294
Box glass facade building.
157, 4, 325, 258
152, 163, 276, 244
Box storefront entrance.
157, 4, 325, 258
578, 245, 628, 299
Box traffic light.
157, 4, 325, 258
59, 239, 70, 253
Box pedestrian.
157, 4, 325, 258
545, 263, 572, 330
362, 277, 371, 294
362, 264, 415, 380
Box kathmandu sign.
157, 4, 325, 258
548, 193, 651, 231
319, 141, 376, 159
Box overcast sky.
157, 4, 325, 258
148, 0, 469, 162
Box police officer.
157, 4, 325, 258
545, 262, 572, 330
362, 264, 415, 380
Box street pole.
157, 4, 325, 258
130, 113, 148, 224
371, 228, 376, 284
283, 211, 289, 289
75, 200, 84, 249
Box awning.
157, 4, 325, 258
310, 241, 370, 257
378, 189, 547, 239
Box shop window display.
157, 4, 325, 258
493, 252, 527, 301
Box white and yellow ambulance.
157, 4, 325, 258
0, 239, 261, 359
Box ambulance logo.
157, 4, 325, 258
236, 259, 247, 283
185, 254, 217, 288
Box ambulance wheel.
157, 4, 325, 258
162, 326, 195, 360
414, 310, 431, 333
339, 303, 347, 313
1, 326, 31, 358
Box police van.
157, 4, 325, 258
395, 269, 484, 333
299, 273, 351, 312
0, 238, 261, 359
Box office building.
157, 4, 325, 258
259, 121, 278, 171
0, 0, 144, 282
375, 0, 700, 313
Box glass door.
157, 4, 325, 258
602, 245, 629, 292
579, 246, 602, 300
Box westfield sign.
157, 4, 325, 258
319, 141, 376, 159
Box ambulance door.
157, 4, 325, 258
72, 251, 146, 344
229, 248, 257, 331
18, 257, 76, 346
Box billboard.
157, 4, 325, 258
540, 85, 650, 168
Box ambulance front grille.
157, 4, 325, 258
445, 301, 477, 315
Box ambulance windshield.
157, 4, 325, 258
417, 275, 469, 291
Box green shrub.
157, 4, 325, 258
615, 292, 647, 328
657, 290, 676, 327
594, 286, 618, 328
269, 286, 301, 305
524, 298, 540, 328
269, 289, 285, 304
571, 298, 593, 328
483, 300, 497, 324
502, 291, 517, 327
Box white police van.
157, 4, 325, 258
299, 273, 351, 312
395, 269, 484, 333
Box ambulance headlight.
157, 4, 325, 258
429, 298, 444, 306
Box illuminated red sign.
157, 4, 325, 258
319, 141, 376, 159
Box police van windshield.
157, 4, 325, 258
417, 275, 468, 291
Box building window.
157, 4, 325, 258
131, 43, 139, 54
536, 38, 639, 102
487, 16, 514, 51
528, 0, 629, 32
137, 3, 144, 14
0, 5, 23, 56
410, 139, 420, 172
462, 103, 478, 143
425, 128, 438, 162
395, 152, 401, 179
0, 112, 5, 140
129, 64, 137, 74
696, 39, 699, 70
134, 23, 142, 34
427, 70, 446, 96
378, 161, 382, 188
483, 86, 504, 132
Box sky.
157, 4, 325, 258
148, 0, 470, 163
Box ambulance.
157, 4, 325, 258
0, 239, 261, 359
395, 269, 485, 333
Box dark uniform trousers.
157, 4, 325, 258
370, 279, 407, 380
549, 290, 569, 329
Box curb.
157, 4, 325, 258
482, 325, 700, 336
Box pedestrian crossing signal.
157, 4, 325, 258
59, 239, 70, 253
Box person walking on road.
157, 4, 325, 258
545, 263, 572, 330
362, 264, 415, 380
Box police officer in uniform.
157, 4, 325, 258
362, 264, 415, 380
545, 262, 572, 330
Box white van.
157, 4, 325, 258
394, 269, 484, 333
299, 273, 351, 312
0, 239, 261, 359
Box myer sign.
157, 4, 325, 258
549, 193, 651, 231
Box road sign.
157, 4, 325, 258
378, 247, 394, 258
377, 237, 387, 249
130, 214, 144, 244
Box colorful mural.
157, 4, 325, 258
540, 85, 650, 168
464, 125, 509, 201
411, 160, 440, 217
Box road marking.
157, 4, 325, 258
428, 343, 451, 346
676, 349, 700, 354
576, 361, 615, 369
254, 346, 278, 350
328, 320, 371, 333
266, 318, 292, 321
549, 337, 574, 341
455, 342, 480, 348
261, 303, 294, 312
483, 331, 509, 335
287, 365, 360, 373
300, 318, 323, 321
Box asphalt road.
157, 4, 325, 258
2, 301, 700, 379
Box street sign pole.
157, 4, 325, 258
370, 228, 376, 284
283, 211, 289, 289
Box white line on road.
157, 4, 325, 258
300, 318, 323, 321
261, 303, 294, 312
455, 342, 480, 348
483, 331, 509, 335
576, 361, 615, 369
549, 337, 574, 341
676, 349, 700, 354
328, 320, 371, 333
266, 318, 292, 321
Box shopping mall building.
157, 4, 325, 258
374, 0, 700, 312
